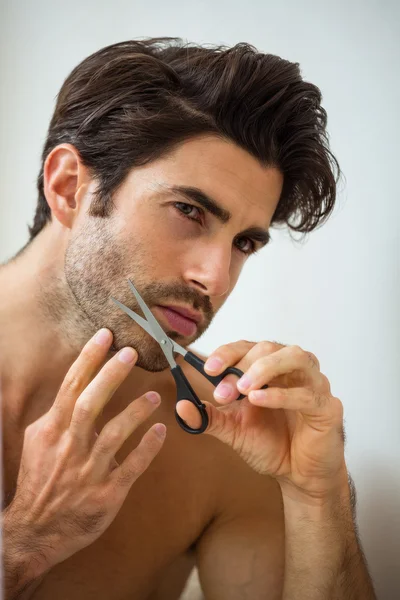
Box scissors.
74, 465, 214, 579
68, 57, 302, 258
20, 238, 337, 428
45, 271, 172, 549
111, 279, 268, 435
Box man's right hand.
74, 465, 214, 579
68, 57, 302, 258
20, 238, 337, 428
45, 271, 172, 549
3, 328, 166, 583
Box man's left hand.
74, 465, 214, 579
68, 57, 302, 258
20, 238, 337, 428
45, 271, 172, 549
187, 341, 347, 501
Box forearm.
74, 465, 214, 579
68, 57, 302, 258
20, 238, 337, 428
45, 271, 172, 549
280, 471, 377, 600
2, 512, 50, 600
3, 549, 47, 600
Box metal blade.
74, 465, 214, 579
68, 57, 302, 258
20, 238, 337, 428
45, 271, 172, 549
169, 339, 188, 358
111, 297, 188, 359
125, 282, 190, 359
127, 279, 171, 347
111, 280, 177, 369
110, 297, 158, 340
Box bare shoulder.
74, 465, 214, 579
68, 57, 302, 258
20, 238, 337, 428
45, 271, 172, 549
183, 347, 285, 599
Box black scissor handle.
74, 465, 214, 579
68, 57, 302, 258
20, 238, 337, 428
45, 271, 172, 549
171, 365, 209, 435
184, 352, 268, 401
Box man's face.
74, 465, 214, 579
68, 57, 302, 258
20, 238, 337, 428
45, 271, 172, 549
64, 135, 283, 371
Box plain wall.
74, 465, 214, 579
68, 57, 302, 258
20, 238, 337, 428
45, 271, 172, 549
1, 1, 399, 597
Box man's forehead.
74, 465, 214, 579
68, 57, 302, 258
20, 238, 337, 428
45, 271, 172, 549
124, 135, 283, 225
152, 173, 281, 226
163, 135, 278, 182
161, 136, 282, 210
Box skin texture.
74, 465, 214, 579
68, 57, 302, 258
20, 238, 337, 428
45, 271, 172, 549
61, 138, 279, 368
1, 133, 376, 600
0, 134, 284, 598
0, 134, 282, 428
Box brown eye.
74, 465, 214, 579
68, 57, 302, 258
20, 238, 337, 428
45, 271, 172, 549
175, 202, 202, 222
175, 202, 258, 256
235, 237, 256, 255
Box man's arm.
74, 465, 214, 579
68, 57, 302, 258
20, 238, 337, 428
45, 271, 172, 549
194, 453, 376, 599
188, 349, 285, 598
280, 470, 377, 599
189, 350, 376, 599
2, 511, 50, 600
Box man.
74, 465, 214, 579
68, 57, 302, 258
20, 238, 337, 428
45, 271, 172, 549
1, 38, 377, 599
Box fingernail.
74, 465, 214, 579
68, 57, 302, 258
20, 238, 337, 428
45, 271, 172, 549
214, 383, 233, 399
95, 328, 112, 346
205, 357, 224, 372
146, 391, 160, 405
154, 423, 166, 438
118, 347, 137, 364
237, 375, 252, 391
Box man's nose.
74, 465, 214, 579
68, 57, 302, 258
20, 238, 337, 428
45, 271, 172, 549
184, 243, 232, 299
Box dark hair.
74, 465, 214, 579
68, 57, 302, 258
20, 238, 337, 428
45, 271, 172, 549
29, 37, 341, 242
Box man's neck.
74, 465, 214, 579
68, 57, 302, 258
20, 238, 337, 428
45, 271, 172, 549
0, 234, 90, 428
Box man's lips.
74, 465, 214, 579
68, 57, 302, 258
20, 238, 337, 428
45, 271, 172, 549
155, 306, 199, 336
159, 304, 202, 324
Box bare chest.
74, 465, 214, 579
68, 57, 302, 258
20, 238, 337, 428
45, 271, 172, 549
33, 502, 199, 600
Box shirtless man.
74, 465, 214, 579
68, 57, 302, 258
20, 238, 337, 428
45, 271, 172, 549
1, 38, 377, 599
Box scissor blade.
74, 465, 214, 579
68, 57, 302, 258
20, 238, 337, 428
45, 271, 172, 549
127, 279, 170, 346
111, 295, 187, 358
169, 339, 188, 358
111, 295, 177, 369
110, 297, 159, 342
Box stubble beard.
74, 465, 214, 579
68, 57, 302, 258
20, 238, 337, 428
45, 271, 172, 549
62, 216, 211, 372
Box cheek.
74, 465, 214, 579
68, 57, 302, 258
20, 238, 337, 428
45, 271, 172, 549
127, 221, 181, 271
153, 213, 197, 258
166, 213, 197, 243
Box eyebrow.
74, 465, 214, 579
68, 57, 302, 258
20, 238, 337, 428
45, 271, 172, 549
161, 184, 271, 247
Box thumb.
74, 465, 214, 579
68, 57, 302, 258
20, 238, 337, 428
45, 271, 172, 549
176, 400, 233, 442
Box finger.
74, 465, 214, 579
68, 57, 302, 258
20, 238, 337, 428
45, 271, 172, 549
110, 422, 167, 490
50, 328, 114, 426
236, 345, 325, 397
205, 341, 285, 404
204, 340, 287, 374
175, 399, 227, 438
203, 340, 257, 374
248, 386, 343, 421
69, 346, 138, 446
175, 400, 203, 431
213, 379, 242, 403
201, 398, 250, 446
89, 391, 161, 480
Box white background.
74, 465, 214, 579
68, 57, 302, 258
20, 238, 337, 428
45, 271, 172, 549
1, 1, 399, 598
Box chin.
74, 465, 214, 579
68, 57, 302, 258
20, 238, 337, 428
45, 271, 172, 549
110, 328, 169, 372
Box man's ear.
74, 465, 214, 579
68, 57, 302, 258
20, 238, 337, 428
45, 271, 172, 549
43, 143, 92, 229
